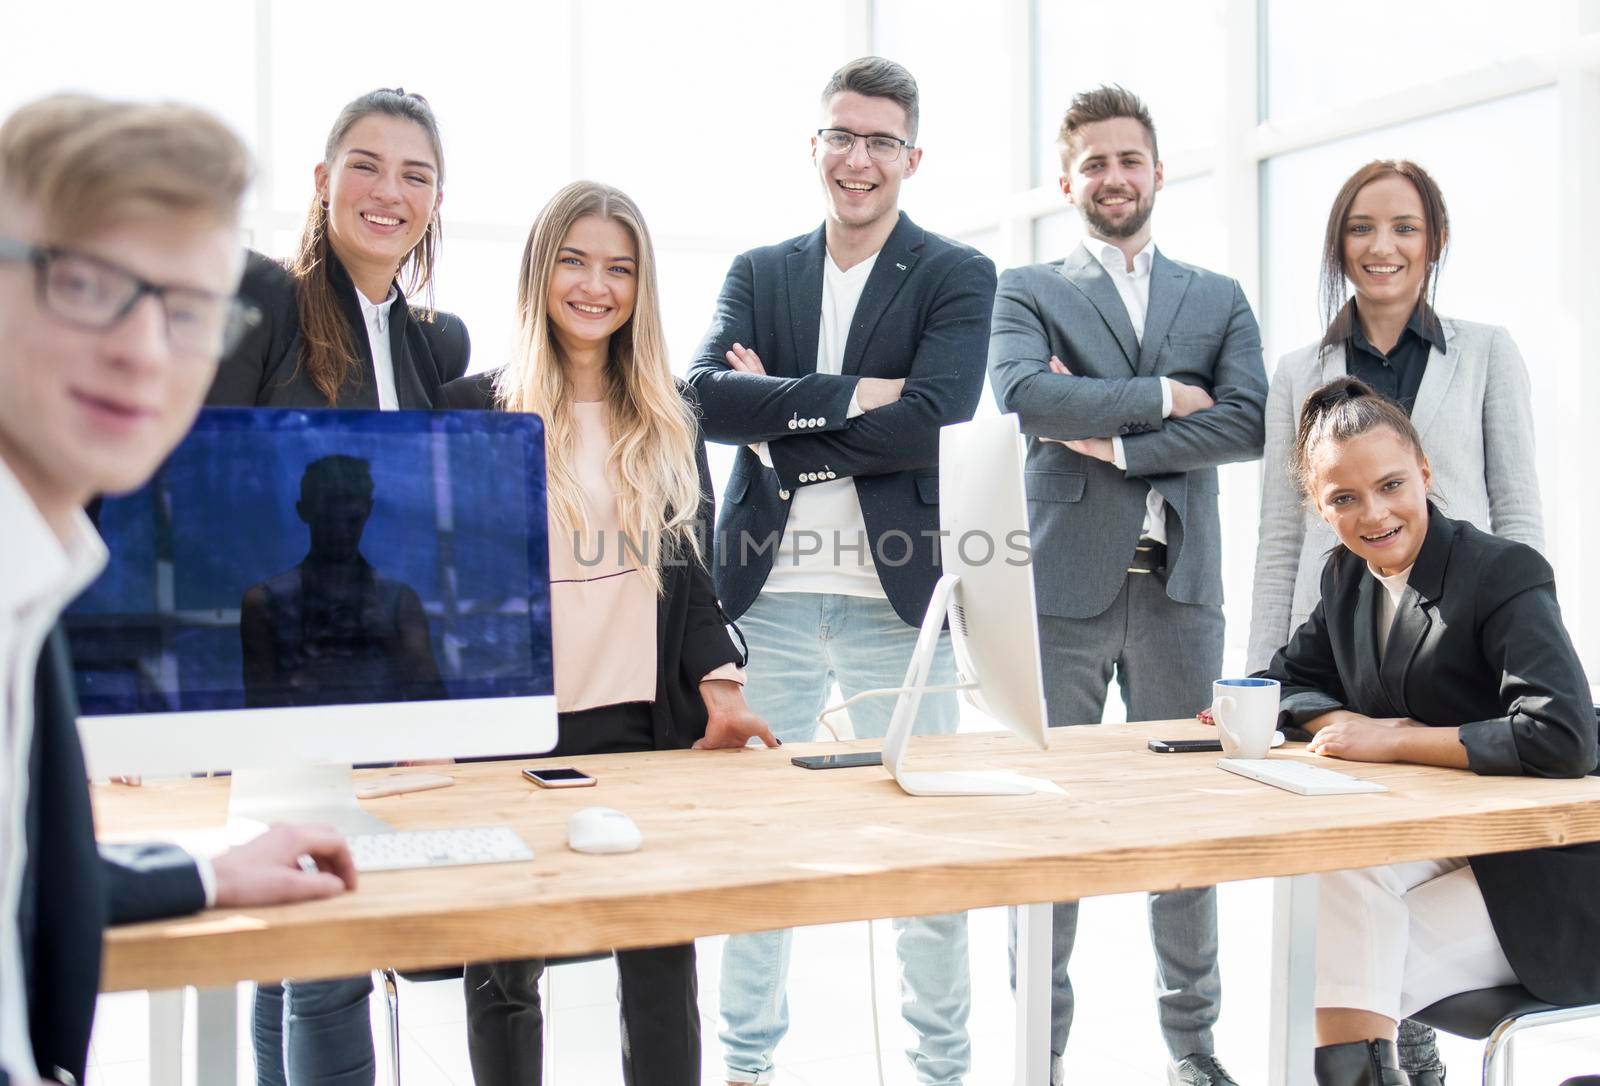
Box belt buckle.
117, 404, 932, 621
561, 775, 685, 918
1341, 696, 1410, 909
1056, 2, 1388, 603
1128, 540, 1162, 575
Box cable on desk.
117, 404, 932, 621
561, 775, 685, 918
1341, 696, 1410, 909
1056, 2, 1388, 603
816, 681, 979, 740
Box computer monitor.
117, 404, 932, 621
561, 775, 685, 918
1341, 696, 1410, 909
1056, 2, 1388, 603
65, 407, 558, 832
879, 412, 1050, 796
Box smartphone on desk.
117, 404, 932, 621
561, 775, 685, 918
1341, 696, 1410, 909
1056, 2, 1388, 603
1147, 738, 1224, 754
522, 767, 597, 788
790, 751, 883, 770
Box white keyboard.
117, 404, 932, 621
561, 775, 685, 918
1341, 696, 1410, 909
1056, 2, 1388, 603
346, 826, 535, 872
1217, 757, 1389, 796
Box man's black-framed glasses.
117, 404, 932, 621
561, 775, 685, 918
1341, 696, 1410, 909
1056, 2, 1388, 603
816, 128, 911, 162
0, 236, 260, 357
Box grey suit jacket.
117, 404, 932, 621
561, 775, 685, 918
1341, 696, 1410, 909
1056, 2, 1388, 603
989, 244, 1267, 620
1245, 317, 1544, 672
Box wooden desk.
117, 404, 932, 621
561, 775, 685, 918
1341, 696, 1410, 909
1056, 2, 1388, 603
94, 722, 1600, 1083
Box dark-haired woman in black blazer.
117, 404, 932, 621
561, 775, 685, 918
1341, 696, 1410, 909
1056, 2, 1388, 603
203, 87, 468, 1086
1256, 377, 1598, 1086
208, 87, 467, 411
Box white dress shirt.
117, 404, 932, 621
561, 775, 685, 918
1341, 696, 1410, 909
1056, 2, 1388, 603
0, 462, 108, 1083
355, 286, 400, 411
762, 249, 884, 597
0, 461, 220, 1084
1088, 237, 1174, 545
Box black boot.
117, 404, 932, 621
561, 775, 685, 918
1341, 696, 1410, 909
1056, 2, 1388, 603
1313, 1039, 1411, 1085
1396, 1018, 1445, 1085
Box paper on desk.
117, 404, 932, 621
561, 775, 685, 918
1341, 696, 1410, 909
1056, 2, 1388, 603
964, 771, 1068, 795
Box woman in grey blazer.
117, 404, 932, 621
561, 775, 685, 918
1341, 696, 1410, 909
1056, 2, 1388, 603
1248, 160, 1543, 676
1247, 159, 1545, 1085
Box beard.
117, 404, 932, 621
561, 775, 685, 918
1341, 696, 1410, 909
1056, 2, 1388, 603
1080, 188, 1154, 240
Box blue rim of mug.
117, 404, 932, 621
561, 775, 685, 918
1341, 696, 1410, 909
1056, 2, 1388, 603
1215, 677, 1279, 688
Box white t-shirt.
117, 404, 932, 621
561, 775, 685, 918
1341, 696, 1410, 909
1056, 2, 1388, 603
763, 250, 886, 598
1371, 563, 1413, 661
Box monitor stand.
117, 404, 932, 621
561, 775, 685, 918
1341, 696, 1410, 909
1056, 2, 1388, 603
879, 574, 1036, 797
227, 763, 394, 838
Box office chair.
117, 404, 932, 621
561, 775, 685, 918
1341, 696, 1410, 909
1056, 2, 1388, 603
378, 954, 611, 1085
1412, 984, 1600, 1086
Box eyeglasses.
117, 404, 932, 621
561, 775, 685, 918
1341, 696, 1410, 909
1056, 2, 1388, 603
0, 236, 260, 358
816, 128, 912, 162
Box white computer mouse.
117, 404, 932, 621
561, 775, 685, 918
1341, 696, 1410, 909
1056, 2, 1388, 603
566, 806, 643, 854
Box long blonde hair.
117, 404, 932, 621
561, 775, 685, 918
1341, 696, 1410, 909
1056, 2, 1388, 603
495, 181, 702, 593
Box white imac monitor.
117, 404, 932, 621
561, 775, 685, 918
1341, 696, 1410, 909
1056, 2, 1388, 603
64, 407, 558, 832
879, 412, 1050, 796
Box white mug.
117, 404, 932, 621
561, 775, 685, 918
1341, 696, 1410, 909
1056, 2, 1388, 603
1212, 678, 1281, 760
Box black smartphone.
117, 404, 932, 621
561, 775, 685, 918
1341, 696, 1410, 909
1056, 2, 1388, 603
521, 766, 597, 788
1147, 738, 1224, 754
790, 752, 884, 770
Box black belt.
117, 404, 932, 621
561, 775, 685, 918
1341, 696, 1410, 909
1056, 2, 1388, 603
1128, 537, 1167, 574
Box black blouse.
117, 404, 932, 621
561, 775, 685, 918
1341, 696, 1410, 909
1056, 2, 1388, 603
1339, 301, 1445, 415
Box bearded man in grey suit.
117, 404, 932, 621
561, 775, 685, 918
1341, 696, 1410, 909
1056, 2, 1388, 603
988, 85, 1267, 1086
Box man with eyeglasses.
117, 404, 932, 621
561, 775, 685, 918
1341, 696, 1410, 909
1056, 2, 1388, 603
688, 56, 996, 1086
0, 94, 355, 1086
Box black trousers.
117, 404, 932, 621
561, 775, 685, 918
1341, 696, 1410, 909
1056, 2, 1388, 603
464, 702, 700, 1086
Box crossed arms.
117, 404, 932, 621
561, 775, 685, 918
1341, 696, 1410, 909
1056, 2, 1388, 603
686, 251, 997, 489
988, 269, 1267, 474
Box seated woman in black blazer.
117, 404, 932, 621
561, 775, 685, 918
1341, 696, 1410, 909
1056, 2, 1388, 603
200, 87, 468, 1086
207, 86, 468, 410
441, 180, 774, 1086
1258, 377, 1598, 1086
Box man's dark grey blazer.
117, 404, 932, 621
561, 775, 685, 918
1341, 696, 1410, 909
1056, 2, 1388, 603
687, 212, 997, 626
988, 245, 1267, 620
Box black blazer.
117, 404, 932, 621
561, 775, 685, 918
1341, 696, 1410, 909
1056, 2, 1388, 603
1261, 507, 1600, 1005
207, 250, 470, 408
437, 374, 743, 749
685, 212, 997, 626
12, 630, 205, 1086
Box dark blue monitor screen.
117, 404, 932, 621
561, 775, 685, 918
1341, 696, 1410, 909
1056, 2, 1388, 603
65, 407, 552, 714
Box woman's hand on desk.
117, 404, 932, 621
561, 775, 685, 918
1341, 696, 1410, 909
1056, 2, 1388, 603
1307, 710, 1470, 769
693, 679, 779, 750
1305, 710, 1422, 762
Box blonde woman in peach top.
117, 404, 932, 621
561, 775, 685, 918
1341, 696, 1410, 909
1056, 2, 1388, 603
441, 180, 773, 1086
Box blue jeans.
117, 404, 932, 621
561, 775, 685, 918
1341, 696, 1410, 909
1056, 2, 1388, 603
252, 976, 375, 1086
718, 591, 970, 1086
